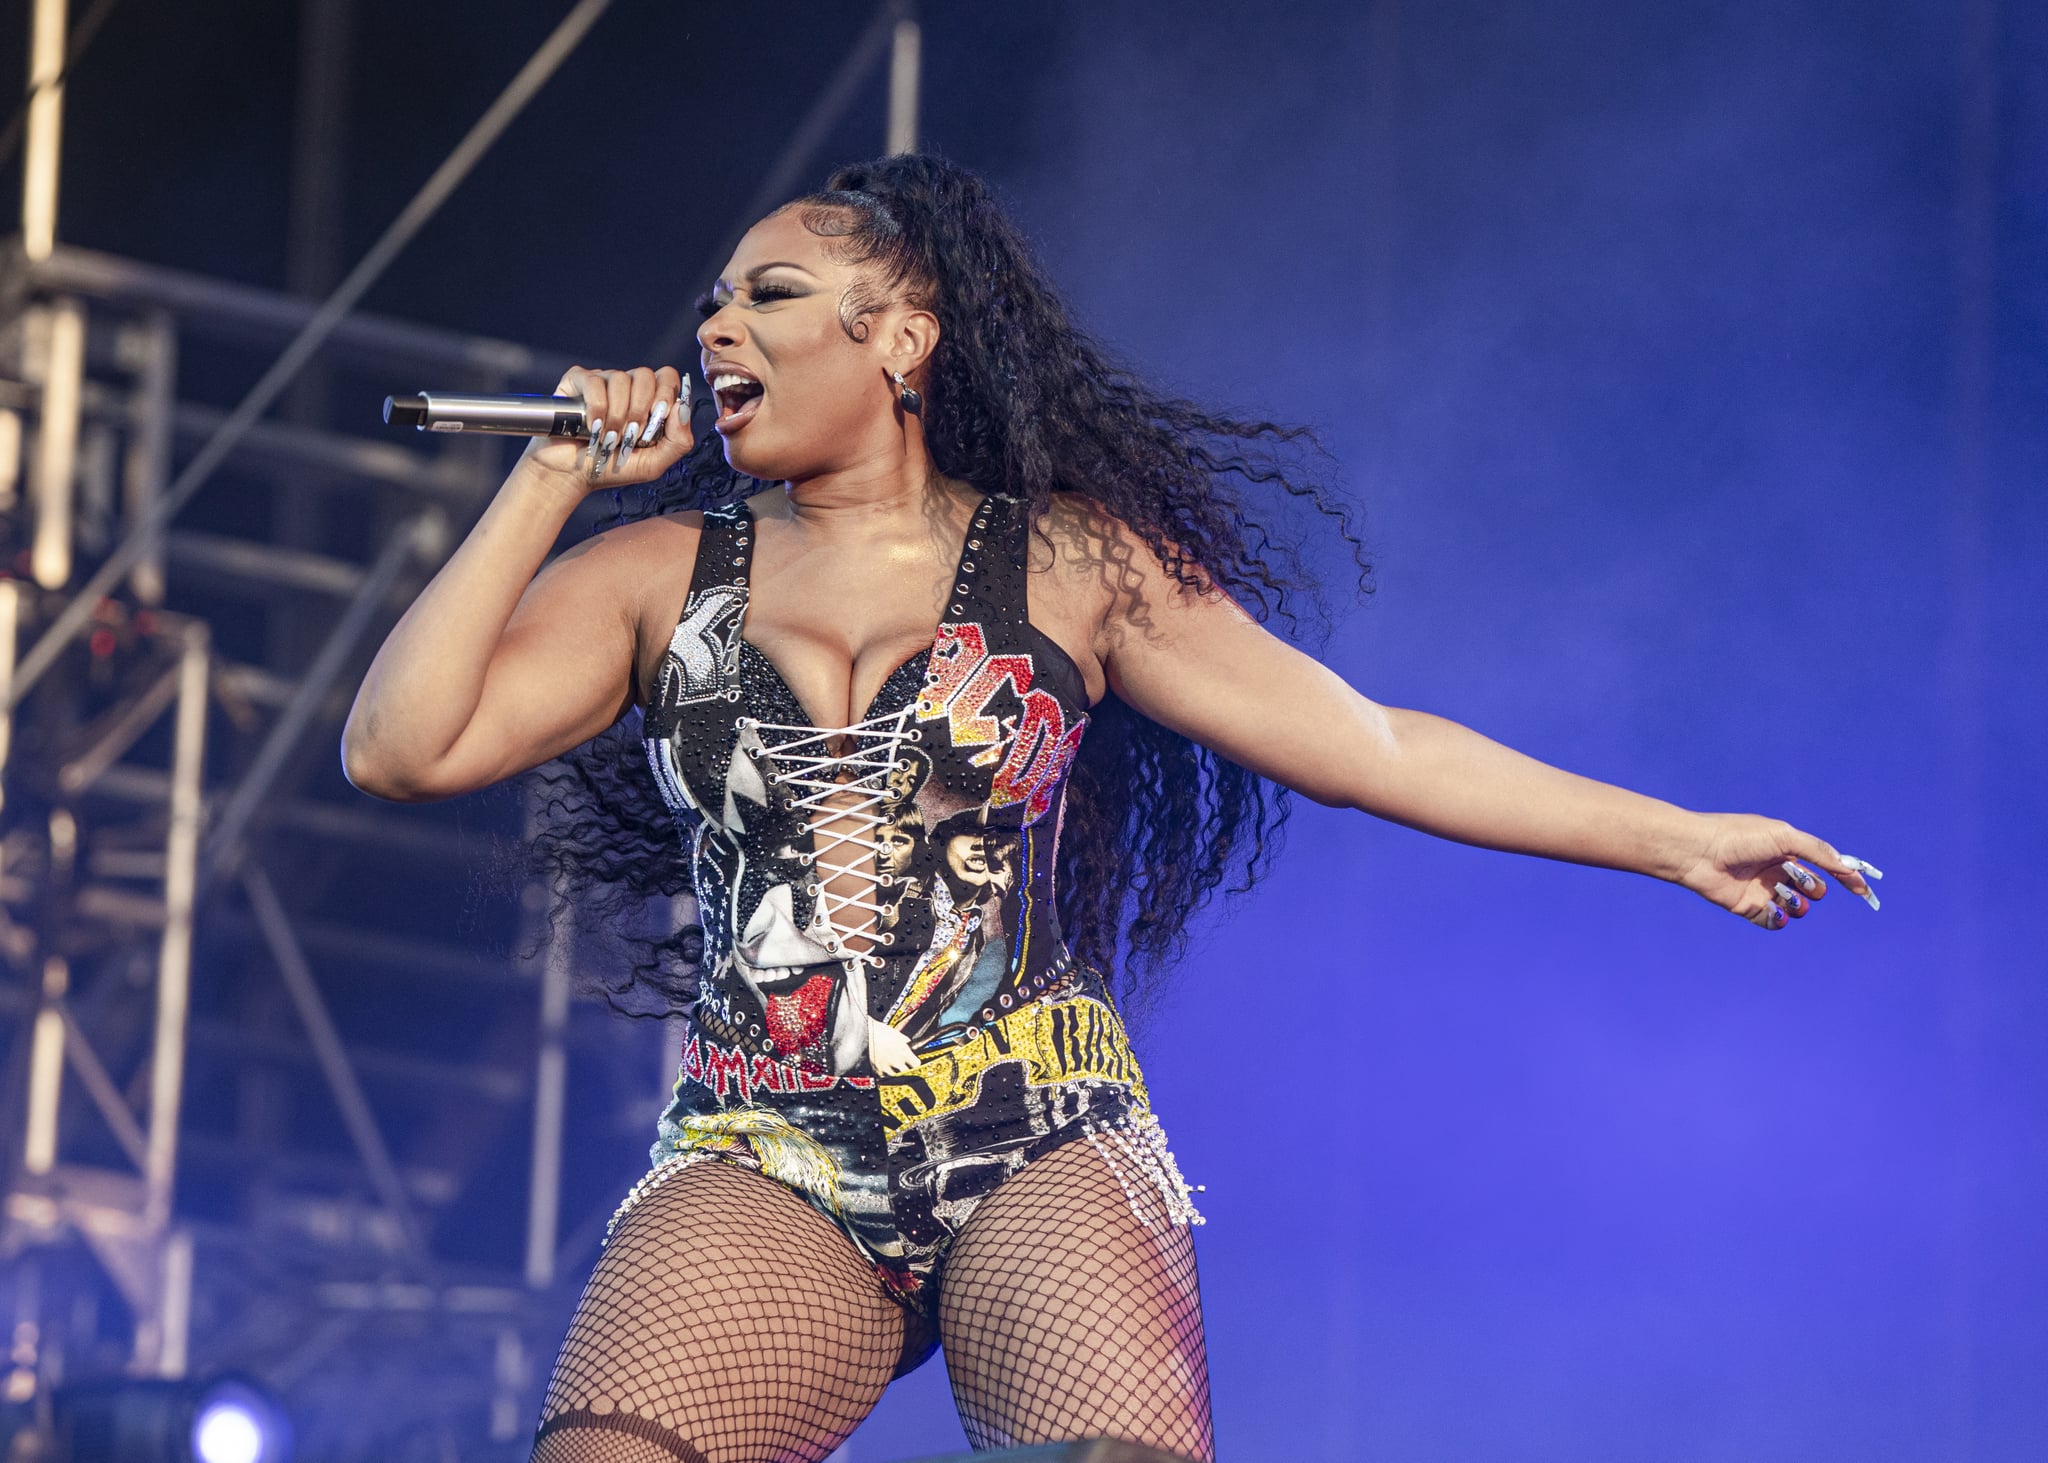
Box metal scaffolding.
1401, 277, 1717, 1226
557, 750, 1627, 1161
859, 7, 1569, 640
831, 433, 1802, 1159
0, 1, 921, 1456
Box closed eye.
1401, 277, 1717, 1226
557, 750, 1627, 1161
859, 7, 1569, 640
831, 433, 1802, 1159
696, 281, 804, 320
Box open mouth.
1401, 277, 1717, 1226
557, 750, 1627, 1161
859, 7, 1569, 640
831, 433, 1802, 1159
711, 371, 765, 431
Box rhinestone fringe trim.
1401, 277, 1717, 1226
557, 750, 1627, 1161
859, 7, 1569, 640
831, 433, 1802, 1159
1082, 1109, 1207, 1230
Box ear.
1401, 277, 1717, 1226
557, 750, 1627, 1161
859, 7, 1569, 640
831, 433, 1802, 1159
883, 306, 940, 380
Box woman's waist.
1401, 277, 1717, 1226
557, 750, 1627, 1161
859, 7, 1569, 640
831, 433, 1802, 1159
668, 980, 1144, 1119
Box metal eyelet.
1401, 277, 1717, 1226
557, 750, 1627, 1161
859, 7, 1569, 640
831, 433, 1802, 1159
955, 584, 969, 596
949, 604, 963, 615
962, 562, 975, 572
968, 539, 981, 550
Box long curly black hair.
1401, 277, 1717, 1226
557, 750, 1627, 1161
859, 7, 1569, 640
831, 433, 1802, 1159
532, 153, 1368, 1018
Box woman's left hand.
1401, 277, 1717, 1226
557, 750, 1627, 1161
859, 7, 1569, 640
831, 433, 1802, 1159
1678, 813, 1882, 929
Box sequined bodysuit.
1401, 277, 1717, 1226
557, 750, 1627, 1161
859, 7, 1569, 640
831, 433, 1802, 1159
620, 492, 1198, 1344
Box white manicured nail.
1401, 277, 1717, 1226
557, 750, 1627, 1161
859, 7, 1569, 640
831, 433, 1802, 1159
1839, 855, 1884, 880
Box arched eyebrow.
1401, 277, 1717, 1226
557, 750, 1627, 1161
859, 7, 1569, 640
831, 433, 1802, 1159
712, 261, 820, 295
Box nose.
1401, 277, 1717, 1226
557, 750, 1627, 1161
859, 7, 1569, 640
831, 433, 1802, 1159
697, 303, 743, 355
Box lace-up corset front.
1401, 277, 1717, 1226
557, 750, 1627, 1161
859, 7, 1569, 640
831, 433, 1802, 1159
642, 492, 1096, 1080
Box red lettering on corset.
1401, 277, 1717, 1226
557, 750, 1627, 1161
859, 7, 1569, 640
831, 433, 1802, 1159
916, 623, 1036, 748
950, 653, 1034, 745
990, 689, 1089, 824
701, 1045, 751, 1102
917, 623, 988, 721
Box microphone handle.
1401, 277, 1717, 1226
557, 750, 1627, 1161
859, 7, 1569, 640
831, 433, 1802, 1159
382, 392, 590, 439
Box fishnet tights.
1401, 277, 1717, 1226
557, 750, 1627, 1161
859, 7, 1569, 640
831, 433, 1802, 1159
531, 1137, 1212, 1463
940, 1136, 1213, 1460
533, 1161, 901, 1463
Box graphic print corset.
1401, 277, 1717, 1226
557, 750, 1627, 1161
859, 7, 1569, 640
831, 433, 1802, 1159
642, 491, 1096, 1086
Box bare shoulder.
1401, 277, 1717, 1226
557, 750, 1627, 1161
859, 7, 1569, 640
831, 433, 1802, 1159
1033, 493, 1159, 599
551, 504, 704, 574
1032, 493, 1228, 647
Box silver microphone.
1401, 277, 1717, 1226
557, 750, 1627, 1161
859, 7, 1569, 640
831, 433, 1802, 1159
382, 392, 591, 438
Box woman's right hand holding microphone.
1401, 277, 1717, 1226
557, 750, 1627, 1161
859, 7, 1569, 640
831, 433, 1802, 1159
521, 364, 696, 493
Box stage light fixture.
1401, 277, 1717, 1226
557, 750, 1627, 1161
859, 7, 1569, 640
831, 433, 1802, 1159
50, 1374, 290, 1463
190, 1381, 284, 1463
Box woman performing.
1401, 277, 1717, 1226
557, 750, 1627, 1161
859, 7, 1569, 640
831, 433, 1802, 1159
343, 154, 1880, 1463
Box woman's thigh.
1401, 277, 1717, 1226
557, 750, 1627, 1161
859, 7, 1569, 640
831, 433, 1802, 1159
936, 1135, 1214, 1461
534, 1159, 904, 1463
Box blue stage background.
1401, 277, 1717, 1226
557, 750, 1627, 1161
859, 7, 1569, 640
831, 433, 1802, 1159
853, 1, 2047, 1458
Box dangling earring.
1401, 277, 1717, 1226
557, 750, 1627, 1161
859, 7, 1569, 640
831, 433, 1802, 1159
890, 370, 923, 417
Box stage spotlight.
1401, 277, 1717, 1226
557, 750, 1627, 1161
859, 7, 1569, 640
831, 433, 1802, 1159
50, 1374, 290, 1463
190, 1381, 285, 1463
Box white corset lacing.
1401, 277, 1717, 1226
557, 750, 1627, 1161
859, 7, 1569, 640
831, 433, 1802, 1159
741, 706, 926, 1074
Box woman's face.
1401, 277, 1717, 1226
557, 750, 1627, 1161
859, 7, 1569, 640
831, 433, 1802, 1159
696, 208, 928, 482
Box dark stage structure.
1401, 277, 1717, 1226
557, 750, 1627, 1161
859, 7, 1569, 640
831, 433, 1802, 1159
0, 3, 934, 1457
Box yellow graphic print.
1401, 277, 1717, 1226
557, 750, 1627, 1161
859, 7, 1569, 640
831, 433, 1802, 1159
668, 1107, 847, 1215
881, 995, 1147, 1139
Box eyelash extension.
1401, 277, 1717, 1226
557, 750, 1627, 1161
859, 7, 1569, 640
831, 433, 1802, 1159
694, 282, 800, 320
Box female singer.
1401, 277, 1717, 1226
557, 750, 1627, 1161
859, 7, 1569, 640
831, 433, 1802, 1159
345, 154, 1878, 1463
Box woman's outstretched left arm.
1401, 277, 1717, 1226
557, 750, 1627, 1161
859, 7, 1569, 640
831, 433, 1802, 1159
1073, 519, 1878, 930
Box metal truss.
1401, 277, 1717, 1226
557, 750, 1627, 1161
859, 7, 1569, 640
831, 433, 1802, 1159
0, 1, 926, 1456
0, 232, 660, 1458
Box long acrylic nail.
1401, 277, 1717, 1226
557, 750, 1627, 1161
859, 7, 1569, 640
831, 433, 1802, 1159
585, 417, 605, 476
1772, 882, 1804, 916
1782, 861, 1820, 894
616, 422, 642, 472
1840, 855, 1884, 880
679, 375, 693, 418
596, 428, 620, 478
1766, 906, 1788, 929
644, 399, 670, 445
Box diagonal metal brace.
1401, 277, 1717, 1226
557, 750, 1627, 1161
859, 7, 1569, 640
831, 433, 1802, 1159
59, 1001, 149, 1170
243, 863, 431, 1271
202, 511, 442, 883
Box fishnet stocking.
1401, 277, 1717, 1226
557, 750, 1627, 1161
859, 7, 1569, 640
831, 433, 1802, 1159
938, 1135, 1214, 1461
531, 1160, 902, 1463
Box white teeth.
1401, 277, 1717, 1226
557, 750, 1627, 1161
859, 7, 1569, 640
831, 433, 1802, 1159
711, 373, 758, 392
